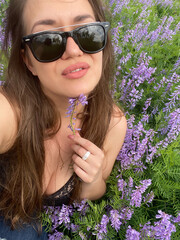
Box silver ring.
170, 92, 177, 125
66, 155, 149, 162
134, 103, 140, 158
82, 151, 90, 161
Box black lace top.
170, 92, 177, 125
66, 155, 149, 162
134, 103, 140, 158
43, 174, 75, 206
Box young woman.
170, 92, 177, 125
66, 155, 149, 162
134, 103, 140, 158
0, 0, 127, 238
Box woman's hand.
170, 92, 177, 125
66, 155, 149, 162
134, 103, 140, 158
68, 133, 105, 184
67, 112, 127, 200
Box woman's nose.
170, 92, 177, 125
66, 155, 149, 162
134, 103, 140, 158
61, 37, 84, 60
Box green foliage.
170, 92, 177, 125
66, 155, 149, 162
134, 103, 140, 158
150, 138, 180, 214
0, 0, 8, 26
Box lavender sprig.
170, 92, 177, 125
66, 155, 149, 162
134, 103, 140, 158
66, 94, 88, 135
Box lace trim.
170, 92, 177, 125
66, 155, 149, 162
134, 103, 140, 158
43, 174, 75, 206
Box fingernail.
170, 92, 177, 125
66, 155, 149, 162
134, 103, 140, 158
68, 135, 75, 140
75, 131, 80, 136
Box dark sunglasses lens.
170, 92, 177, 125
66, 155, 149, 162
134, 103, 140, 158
31, 33, 63, 61
77, 25, 105, 52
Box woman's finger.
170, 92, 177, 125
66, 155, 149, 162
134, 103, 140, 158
68, 134, 100, 155
72, 153, 90, 172
71, 143, 93, 160
73, 162, 97, 184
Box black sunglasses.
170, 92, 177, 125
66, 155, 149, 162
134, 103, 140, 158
22, 22, 110, 63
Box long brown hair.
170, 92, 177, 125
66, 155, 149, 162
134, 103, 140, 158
0, 0, 116, 229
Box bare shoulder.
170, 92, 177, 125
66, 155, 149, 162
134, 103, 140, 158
105, 104, 127, 152
0, 92, 18, 153
102, 104, 127, 180
109, 104, 127, 134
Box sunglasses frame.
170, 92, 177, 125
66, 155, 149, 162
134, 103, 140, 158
22, 22, 110, 63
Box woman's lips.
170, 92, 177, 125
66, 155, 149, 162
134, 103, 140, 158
62, 62, 90, 79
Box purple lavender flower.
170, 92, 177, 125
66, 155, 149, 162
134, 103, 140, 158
128, 177, 133, 188
172, 57, 180, 71
100, 215, 109, 234
130, 188, 142, 207
172, 213, 180, 225
94, 214, 109, 240
58, 205, 73, 225
122, 20, 150, 50
0, 63, 4, 80
141, 114, 149, 123
70, 223, 79, 232
156, 210, 171, 221
157, 108, 180, 149
120, 207, 134, 222
117, 178, 129, 199
45, 206, 61, 230
163, 84, 180, 113
48, 230, 64, 240
79, 231, 87, 240
139, 179, 152, 192
0, 25, 5, 48
159, 16, 175, 41
140, 211, 177, 239
142, 98, 152, 112
130, 179, 151, 207
125, 225, 140, 240
73, 199, 89, 215
143, 191, 154, 205
109, 209, 122, 231
119, 52, 156, 109
153, 210, 176, 240
66, 94, 88, 134
117, 116, 156, 170
140, 221, 154, 239
160, 0, 173, 8
120, 53, 132, 65
78, 94, 88, 106
109, 0, 131, 15
117, 178, 127, 192
111, 20, 124, 59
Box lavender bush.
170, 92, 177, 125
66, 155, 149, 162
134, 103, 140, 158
1, 0, 180, 239
0, 0, 8, 84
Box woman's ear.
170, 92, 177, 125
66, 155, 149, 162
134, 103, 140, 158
21, 49, 37, 76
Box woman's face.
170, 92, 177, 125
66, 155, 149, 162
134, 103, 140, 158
22, 0, 103, 102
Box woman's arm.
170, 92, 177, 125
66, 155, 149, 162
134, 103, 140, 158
69, 108, 127, 200
0, 93, 17, 153
102, 111, 127, 181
